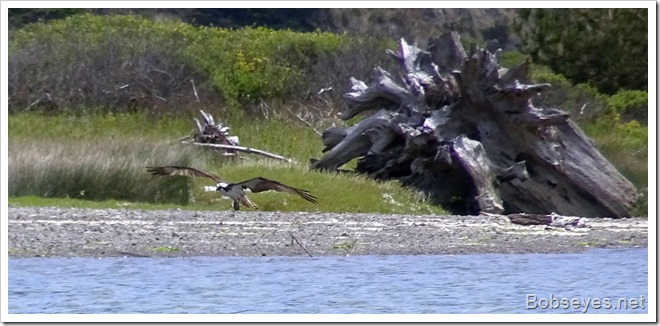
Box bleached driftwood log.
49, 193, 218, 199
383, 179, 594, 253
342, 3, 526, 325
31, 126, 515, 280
311, 32, 637, 218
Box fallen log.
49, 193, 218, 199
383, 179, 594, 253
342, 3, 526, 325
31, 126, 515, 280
311, 32, 637, 218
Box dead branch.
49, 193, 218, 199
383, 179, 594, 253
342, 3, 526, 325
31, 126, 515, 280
190, 79, 200, 103
184, 142, 298, 164
286, 106, 322, 136
289, 231, 313, 257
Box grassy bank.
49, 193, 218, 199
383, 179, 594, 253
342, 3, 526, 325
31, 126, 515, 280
8, 113, 444, 214
8, 109, 647, 215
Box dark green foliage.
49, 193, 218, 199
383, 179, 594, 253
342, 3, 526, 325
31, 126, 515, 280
8, 8, 85, 28
481, 23, 511, 46
182, 8, 324, 31
514, 8, 647, 95
9, 8, 325, 32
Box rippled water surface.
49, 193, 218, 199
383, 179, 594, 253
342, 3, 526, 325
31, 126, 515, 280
9, 248, 647, 314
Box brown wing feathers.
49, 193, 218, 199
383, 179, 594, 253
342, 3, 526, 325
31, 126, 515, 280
146, 166, 223, 183
238, 177, 318, 204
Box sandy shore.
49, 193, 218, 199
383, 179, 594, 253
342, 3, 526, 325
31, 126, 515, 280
8, 206, 648, 258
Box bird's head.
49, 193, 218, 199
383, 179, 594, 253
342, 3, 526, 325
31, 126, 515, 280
216, 182, 230, 192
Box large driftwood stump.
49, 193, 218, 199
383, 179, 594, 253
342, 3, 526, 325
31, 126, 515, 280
311, 32, 637, 218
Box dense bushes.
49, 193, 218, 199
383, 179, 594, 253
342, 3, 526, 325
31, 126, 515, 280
9, 15, 207, 115
8, 14, 394, 115
607, 90, 648, 124
514, 8, 647, 95
531, 67, 648, 126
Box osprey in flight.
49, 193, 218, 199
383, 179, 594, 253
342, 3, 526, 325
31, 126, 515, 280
146, 166, 317, 211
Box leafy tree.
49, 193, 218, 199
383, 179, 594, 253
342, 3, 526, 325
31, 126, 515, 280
514, 8, 647, 94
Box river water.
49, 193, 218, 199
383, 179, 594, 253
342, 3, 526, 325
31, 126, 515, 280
8, 248, 648, 314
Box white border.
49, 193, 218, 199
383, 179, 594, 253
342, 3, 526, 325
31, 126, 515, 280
1, 1, 656, 323
646, 0, 657, 321
1, 1, 9, 323
2, 312, 657, 323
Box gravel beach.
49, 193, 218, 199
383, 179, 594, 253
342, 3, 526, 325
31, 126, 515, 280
8, 206, 648, 258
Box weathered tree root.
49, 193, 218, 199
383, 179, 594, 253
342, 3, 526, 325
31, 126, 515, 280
311, 32, 637, 218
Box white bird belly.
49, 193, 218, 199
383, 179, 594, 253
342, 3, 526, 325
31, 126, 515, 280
218, 185, 244, 200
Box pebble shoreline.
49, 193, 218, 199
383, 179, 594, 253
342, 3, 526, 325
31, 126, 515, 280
8, 206, 648, 258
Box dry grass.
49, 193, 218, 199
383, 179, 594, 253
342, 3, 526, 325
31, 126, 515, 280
8, 138, 209, 204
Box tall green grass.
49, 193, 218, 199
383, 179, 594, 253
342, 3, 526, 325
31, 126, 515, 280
8, 111, 326, 164
584, 121, 648, 217
581, 118, 648, 189
8, 112, 191, 140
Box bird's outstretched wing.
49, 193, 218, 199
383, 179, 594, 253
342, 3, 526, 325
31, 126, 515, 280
146, 166, 223, 183
237, 177, 317, 204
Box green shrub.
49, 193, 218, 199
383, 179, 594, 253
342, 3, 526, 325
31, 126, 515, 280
607, 89, 648, 124
497, 50, 529, 68
185, 26, 347, 105
9, 14, 393, 114
9, 14, 211, 115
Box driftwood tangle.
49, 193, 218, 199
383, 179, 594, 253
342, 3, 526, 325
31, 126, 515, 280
192, 109, 241, 156
179, 110, 297, 163
311, 32, 637, 218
